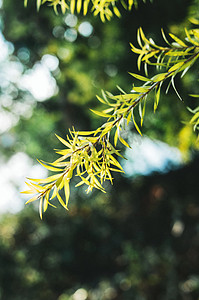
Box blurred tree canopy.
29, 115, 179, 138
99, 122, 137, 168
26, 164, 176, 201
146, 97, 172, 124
0, 0, 199, 299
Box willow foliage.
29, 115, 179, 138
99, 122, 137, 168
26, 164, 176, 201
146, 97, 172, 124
24, 0, 147, 21
23, 2, 199, 218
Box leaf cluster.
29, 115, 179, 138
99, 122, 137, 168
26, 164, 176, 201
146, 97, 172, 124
22, 3, 199, 217
24, 0, 147, 21
22, 128, 125, 218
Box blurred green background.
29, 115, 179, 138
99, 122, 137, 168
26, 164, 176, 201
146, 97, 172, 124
0, 0, 199, 299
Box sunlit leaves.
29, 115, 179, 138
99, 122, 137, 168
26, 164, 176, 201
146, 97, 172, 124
25, 0, 146, 21
131, 27, 199, 73
22, 17, 199, 218
129, 72, 152, 82
131, 27, 199, 103
189, 100, 199, 133
23, 128, 125, 217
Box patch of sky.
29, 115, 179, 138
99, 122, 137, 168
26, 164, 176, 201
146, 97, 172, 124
41, 54, 59, 72
0, 33, 14, 62
17, 47, 30, 64
19, 58, 59, 101
0, 152, 47, 214
64, 13, 78, 27
78, 21, 93, 37
0, 31, 59, 213
122, 133, 182, 177
64, 28, 78, 42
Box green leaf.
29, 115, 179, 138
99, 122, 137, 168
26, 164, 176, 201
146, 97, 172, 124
57, 192, 68, 210
114, 128, 119, 147
127, 110, 132, 125
55, 174, 64, 189
37, 0, 41, 11
27, 173, 62, 184
109, 155, 124, 170
119, 136, 131, 148
76, 130, 96, 135
133, 114, 142, 136
77, 0, 82, 13
169, 33, 187, 47
55, 134, 71, 148
113, 6, 121, 17
152, 73, 167, 82
64, 177, 70, 208
168, 62, 184, 73
190, 112, 199, 124
70, 0, 76, 14
83, 0, 90, 15
38, 160, 63, 172
39, 197, 43, 219
154, 84, 161, 112
189, 94, 199, 98
25, 195, 39, 204
90, 109, 113, 118
185, 28, 199, 46
132, 87, 149, 93
43, 190, 50, 212
96, 95, 107, 104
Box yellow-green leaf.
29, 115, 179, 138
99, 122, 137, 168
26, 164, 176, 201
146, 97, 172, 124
127, 110, 132, 125
55, 134, 71, 148
119, 136, 131, 148
77, 130, 96, 135
133, 115, 142, 136
129, 73, 151, 82
154, 85, 161, 112
109, 155, 123, 170
96, 95, 107, 104
83, 0, 89, 15
77, 0, 82, 13
185, 28, 199, 46
38, 160, 63, 172
113, 6, 121, 17
90, 109, 113, 118
27, 173, 62, 184
70, 0, 75, 14
132, 86, 149, 93
169, 33, 187, 47
64, 177, 70, 208
189, 94, 199, 98
37, 0, 41, 11
190, 112, 199, 124
25, 194, 39, 204
168, 62, 184, 73
152, 73, 167, 82
114, 128, 119, 147
57, 192, 68, 210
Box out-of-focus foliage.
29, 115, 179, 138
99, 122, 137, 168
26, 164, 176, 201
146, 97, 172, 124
1, 158, 199, 299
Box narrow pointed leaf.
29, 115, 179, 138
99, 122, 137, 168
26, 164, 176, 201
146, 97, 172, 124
55, 134, 71, 148
90, 109, 113, 118
38, 160, 63, 172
